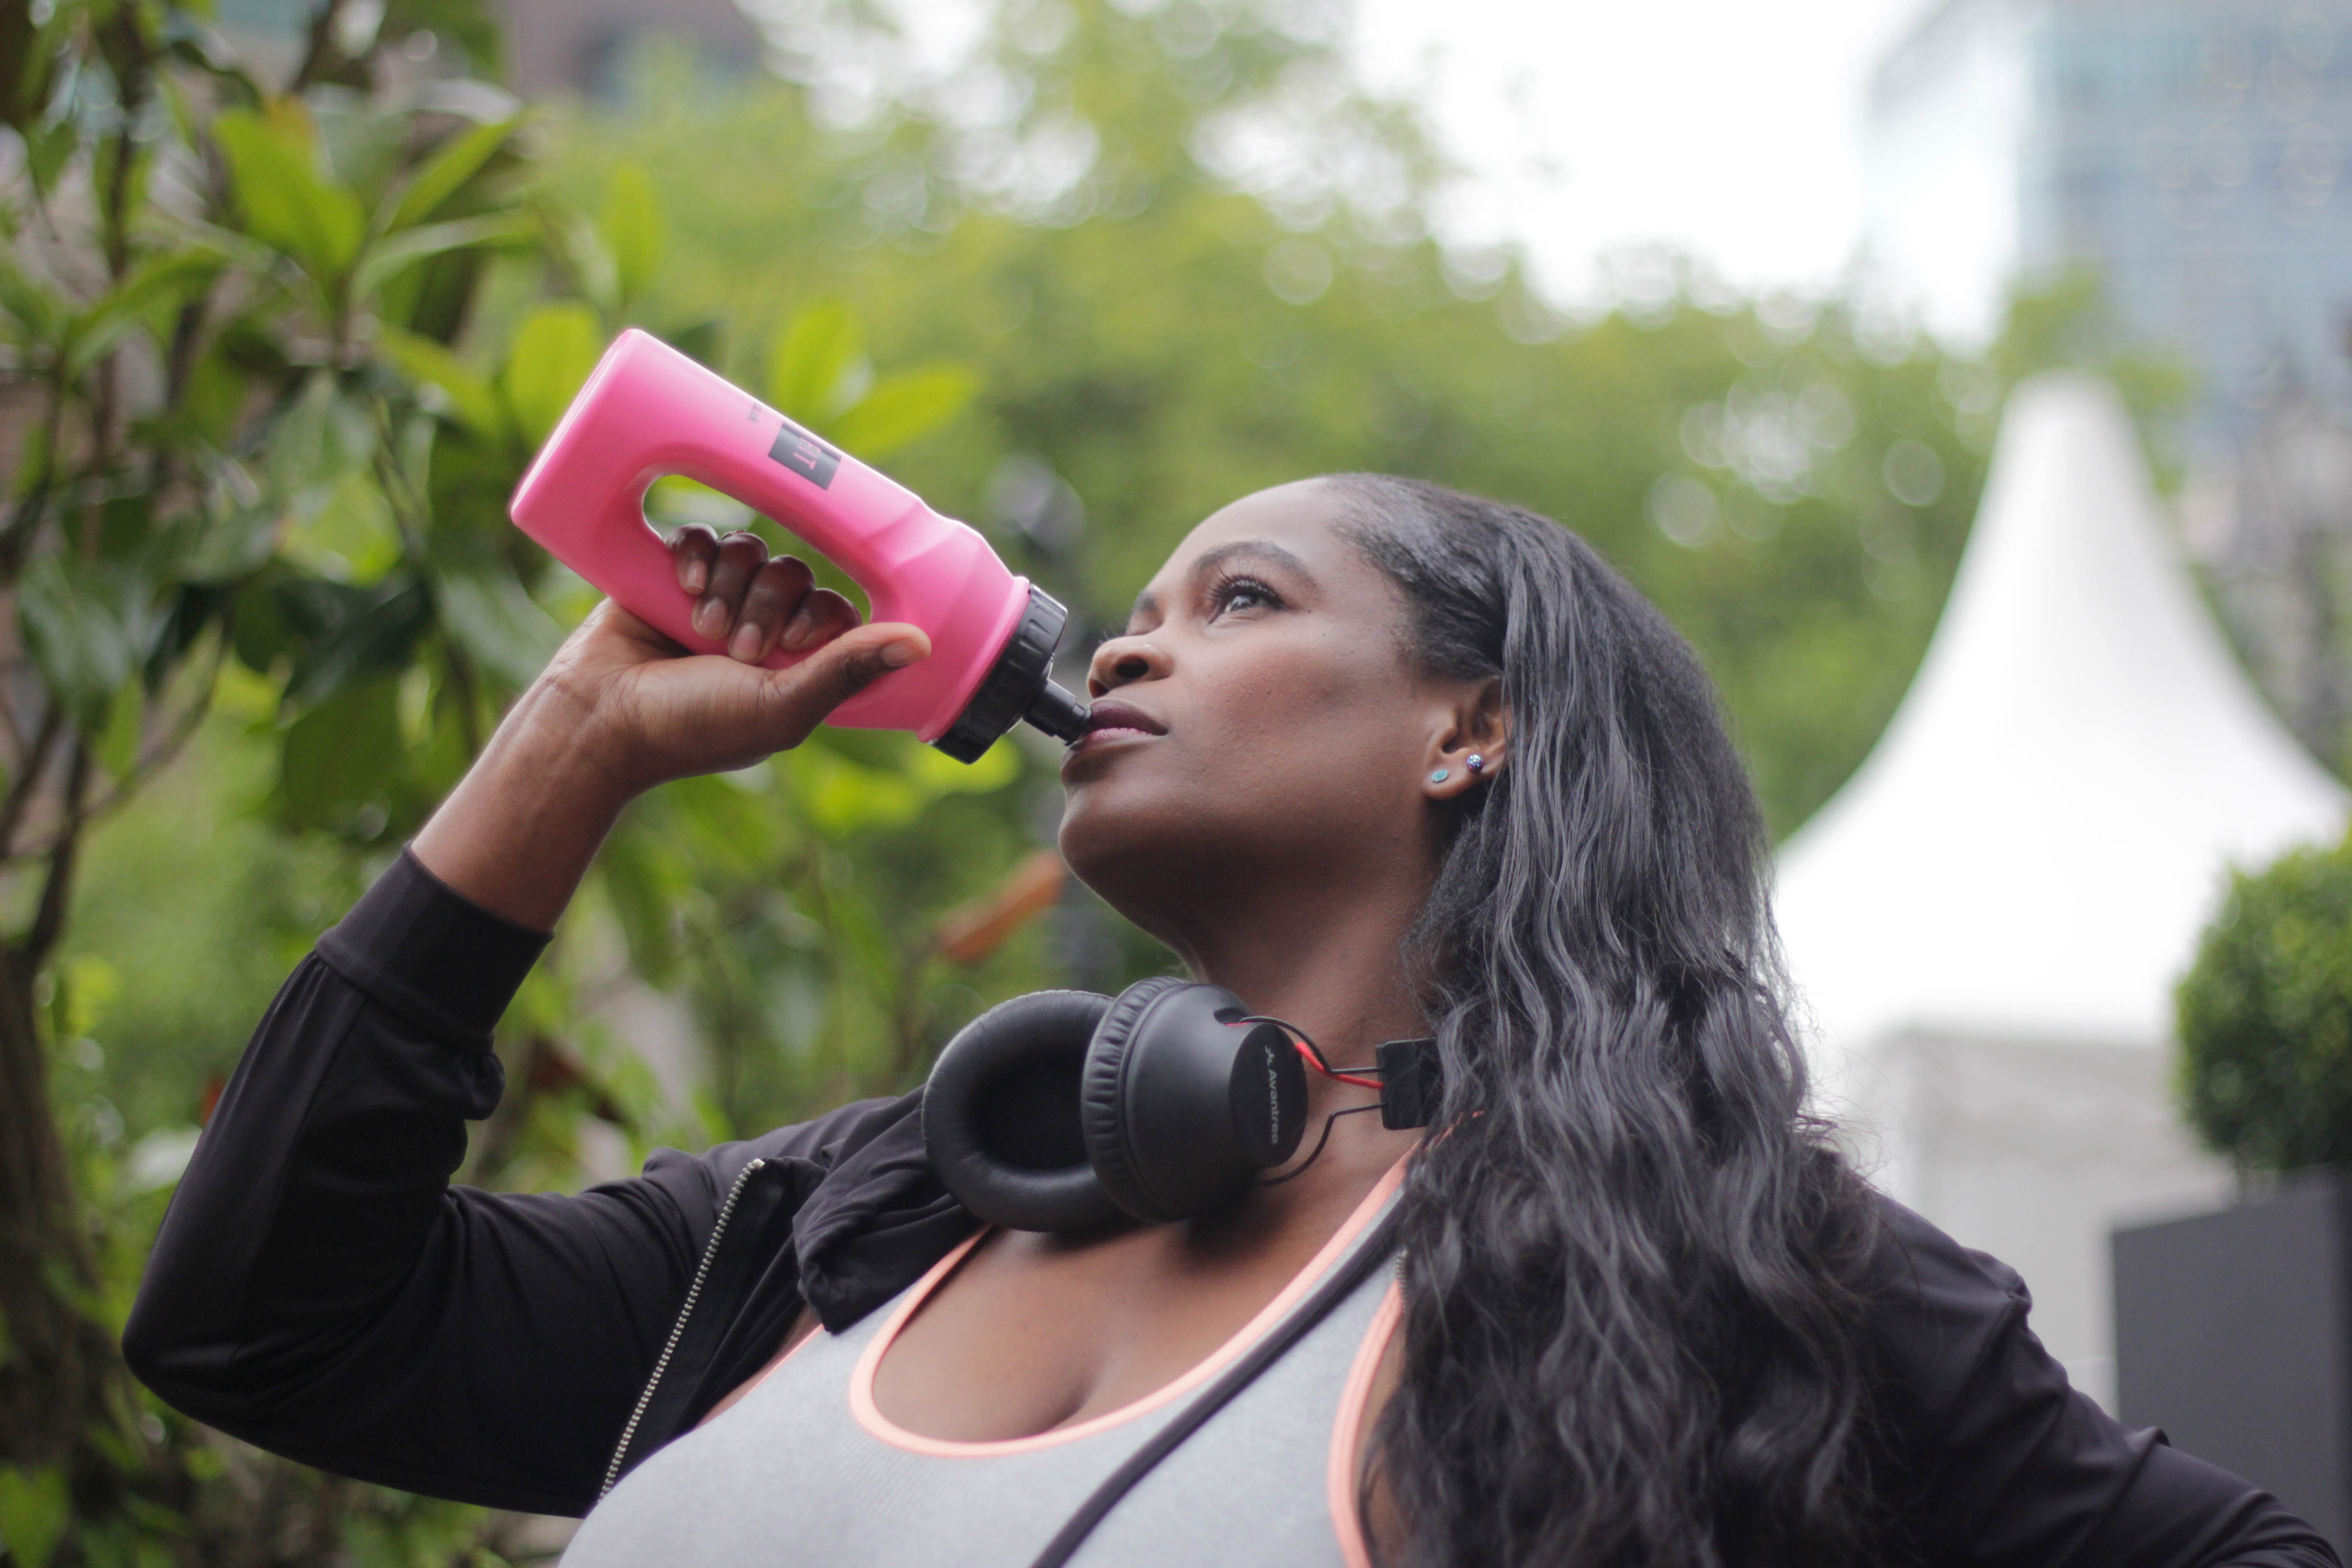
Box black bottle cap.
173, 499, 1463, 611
931, 584, 1089, 762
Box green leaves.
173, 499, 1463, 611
377, 324, 503, 436
2179, 834, 2352, 1174
829, 366, 982, 459
432, 565, 565, 689
214, 106, 368, 286
765, 303, 978, 458
0, 244, 225, 386
0, 8, 776, 1564
768, 299, 865, 424
787, 730, 1018, 835
350, 213, 529, 304
0, 1464, 70, 1568
382, 0, 505, 77
64, 250, 225, 377
18, 558, 163, 735
216, 104, 525, 318
382, 115, 521, 233
274, 575, 435, 707
265, 372, 377, 520
276, 676, 405, 835
602, 161, 665, 307
23, 119, 76, 197
502, 302, 605, 447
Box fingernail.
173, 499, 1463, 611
694, 597, 724, 638
881, 638, 926, 669
778, 607, 816, 652
730, 622, 764, 662
683, 561, 708, 593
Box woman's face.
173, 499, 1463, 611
1057, 479, 1486, 946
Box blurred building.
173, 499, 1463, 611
210, 0, 766, 98
500, 0, 764, 100
1775, 375, 2346, 1411
1864, 0, 2352, 438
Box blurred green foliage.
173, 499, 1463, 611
2178, 836, 2352, 1176
0, 0, 634, 1553
549, 9, 1995, 846
1, 0, 2191, 1560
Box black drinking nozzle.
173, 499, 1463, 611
931, 585, 1092, 762
1022, 678, 1091, 743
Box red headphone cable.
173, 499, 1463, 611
1233, 1014, 1389, 1090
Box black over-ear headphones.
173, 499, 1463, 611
922, 976, 1441, 1233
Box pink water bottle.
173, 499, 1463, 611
509, 328, 1089, 761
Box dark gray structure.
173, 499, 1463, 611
2112, 1174, 2352, 1550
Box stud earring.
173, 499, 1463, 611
1429, 768, 1451, 785
1466, 754, 1486, 774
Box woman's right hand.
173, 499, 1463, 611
541, 525, 931, 798
411, 527, 929, 932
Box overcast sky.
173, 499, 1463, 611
1346, 0, 1936, 307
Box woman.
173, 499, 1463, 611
128, 476, 2332, 1567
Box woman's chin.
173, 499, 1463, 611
1053, 791, 1141, 886
1057, 789, 1217, 906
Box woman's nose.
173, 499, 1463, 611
1087, 635, 1171, 698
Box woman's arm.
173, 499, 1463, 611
124, 854, 681, 1513
1864, 1198, 2338, 1568
125, 532, 933, 1513
122, 861, 922, 1512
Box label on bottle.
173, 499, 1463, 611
769, 417, 842, 490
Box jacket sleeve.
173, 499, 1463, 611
1864, 1198, 2339, 1568
123, 849, 872, 1517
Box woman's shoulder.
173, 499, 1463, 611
1842, 1192, 2340, 1567
1849, 1191, 2040, 1414
1857, 1189, 2022, 1289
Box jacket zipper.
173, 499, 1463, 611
598, 1157, 765, 1499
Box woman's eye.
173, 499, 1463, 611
1211, 578, 1280, 617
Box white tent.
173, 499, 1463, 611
1774, 374, 2347, 1408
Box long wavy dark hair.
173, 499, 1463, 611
1329, 475, 1883, 1568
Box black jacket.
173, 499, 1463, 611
126, 852, 2339, 1564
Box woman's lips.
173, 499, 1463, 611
1069, 699, 1165, 752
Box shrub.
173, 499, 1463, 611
2178, 835, 2352, 1174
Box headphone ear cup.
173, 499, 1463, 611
1077, 977, 1193, 1224
1081, 978, 1304, 1225
924, 990, 1125, 1233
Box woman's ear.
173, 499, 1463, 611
1422, 678, 1507, 800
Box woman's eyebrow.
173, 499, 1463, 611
1187, 539, 1313, 586
1127, 539, 1316, 626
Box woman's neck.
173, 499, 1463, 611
1168, 872, 1432, 1071
1107, 837, 1443, 1221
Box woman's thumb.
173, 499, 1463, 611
786, 622, 931, 718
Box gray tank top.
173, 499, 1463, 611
561, 1164, 1407, 1568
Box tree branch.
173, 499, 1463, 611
0, 704, 65, 862
0, 659, 223, 865
19, 740, 90, 976
286, 0, 351, 95
444, 642, 484, 759
0, 382, 69, 575
98, 5, 148, 282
